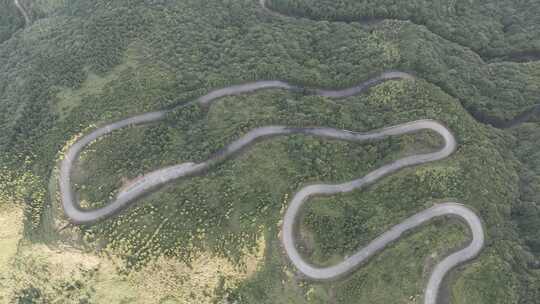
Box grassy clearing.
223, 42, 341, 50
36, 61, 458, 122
0, 202, 24, 303
0, 224, 265, 304
52, 48, 139, 121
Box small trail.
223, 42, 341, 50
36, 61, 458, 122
14, 0, 31, 27
499, 103, 540, 128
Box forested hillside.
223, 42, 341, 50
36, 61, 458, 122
268, 0, 540, 61
0, 0, 539, 303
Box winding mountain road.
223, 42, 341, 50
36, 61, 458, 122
61, 72, 412, 224
56, 1, 495, 304
60, 71, 484, 304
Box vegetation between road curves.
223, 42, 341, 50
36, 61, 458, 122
60, 75, 484, 304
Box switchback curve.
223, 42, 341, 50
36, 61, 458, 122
61, 71, 413, 223
60, 73, 484, 304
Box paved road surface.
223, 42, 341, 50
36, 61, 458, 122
60, 73, 412, 224
57, 2, 488, 300
59, 74, 484, 304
